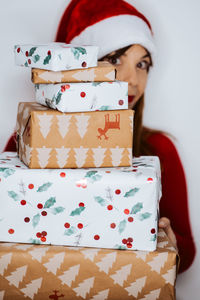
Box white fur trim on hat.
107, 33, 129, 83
71, 15, 156, 59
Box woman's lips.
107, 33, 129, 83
128, 95, 135, 103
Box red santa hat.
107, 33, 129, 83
56, 0, 155, 59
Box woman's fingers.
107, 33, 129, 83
159, 217, 178, 250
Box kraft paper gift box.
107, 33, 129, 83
35, 81, 128, 113
0, 230, 178, 300
0, 152, 161, 251
32, 61, 116, 84
16, 102, 133, 169
14, 43, 99, 71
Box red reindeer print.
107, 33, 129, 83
49, 290, 64, 299
97, 114, 120, 140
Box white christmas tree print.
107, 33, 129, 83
110, 147, 124, 166
23, 107, 30, 120
147, 252, 168, 273
125, 276, 146, 297
20, 277, 43, 300
36, 146, 52, 168
18, 103, 25, 114
0, 291, 5, 300
37, 113, 53, 138
43, 252, 65, 275
90, 289, 109, 300
135, 251, 149, 262
140, 288, 161, 300
92, 147, 106, 167
81, 249, 100, 262
74, 146, 88, 168
73, 277, 95, 298
56, 115, 72, 138
129, 115, 133, 131
127, 148, 132, 163
55, 147, 70, 168
29, 247, 49, 263
5, 265, 27, 288
96, 252, 117, 274
162, 266, 176, 285
105, 70, 115, 80
25, 144, 32, 165
15, 244, 33, 251
72, 69, 95, 81
58, 264, 80, 287
39, 71, 63, 82
157, 241, 168, 248
0, 253, 12, 275
110, 264, 132, 286
74, 114, 90, 139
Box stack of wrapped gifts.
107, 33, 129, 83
0, 43, 178, 300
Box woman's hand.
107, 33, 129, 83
159, 217, 178, 251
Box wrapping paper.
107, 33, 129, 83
35, 81, 128, 113
16, 102, 133, 168
32, 61, 116, 83
0, 152, 161, 251
0, 230, 178, 300
14, 43, 99, 71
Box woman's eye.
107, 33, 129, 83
137, 60, 150, 70
109, 57, 121, 65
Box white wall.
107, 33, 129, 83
0, 0, 199, 298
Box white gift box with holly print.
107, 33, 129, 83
35, 81, 128, 112
14, 43, 99, 71
0, 152, 161, 251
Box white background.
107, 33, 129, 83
0, 0, 199, 298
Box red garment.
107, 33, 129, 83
3, 132, 196, 273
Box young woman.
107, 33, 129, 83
4, 0, 195, 273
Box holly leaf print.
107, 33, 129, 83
37, 182, 53, 192
70, 206, 85, 216
150, 234, 157, 242
130, 202, 143, 214
43, 54, 51, 65
139, 212, 152, 221
8, 191, 20, 201
44, 197, 56, 208
99, 106, 111, 111
51, 206, 65, 215
92, 82, 102, 86
118, 219, 127, 234
94, 196, 106, 206
29, 47, 37, 56
0, 168, 15, 178
75, 47, 87, 55
24, 61, 28, 67
29, 238, 41, 244
85, 171, 98, 178
55, 91, 62, 104
115, 244, 126, 250
32, 214, 40, 228
64, 226, 77, 236
124, 188, 139, 198
33, 54, 40, 63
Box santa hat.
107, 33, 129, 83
56, 0, 155, 59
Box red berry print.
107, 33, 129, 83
64, 222, 70, 228
118, 100, 124, 106
105, 171, 111, 173
115, 189, 121, 195
47, 50, 51, 56
37, 203, 43, 209
20, 200, 26, 206
28, 59, 31, 64
17, 47, 20, 53
147, 177, 153, 182
36, 232, 41, 238
8, 228, 14, 234
24, 217, 30, 223
60, 172, 66, 178
25, 51, 29, 57
127, 237, 133, 243
127, 243, 132, 248
132, 169, 137, 172
128, 217, 134, 222
94, 235, 100, 240
77, 223, 83, 229
65, 84, 70, 89
28, 183, 34, 189
151, 228, 156, 234
41, 231, 47, 236
122, 238, 127, 245
110, 223, 116, 229
79, 202, 85, 207
41, 236, 46, 242
15, 165, 21, 168
41, 211, 47, 216
80, 92, 86, 98
107, 205, 113, 211
82, 61, 87, 67
61, 86, 65, 93
124, 209, 130, 215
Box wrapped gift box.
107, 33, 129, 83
16, 102, 133, 168
32, 61, 116, 84
14, 43, 99, 71
0, 152, 161, 251
0, 230, 178, 300
35, 81, 128, 113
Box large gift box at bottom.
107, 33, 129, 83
0, 153, 161, 252
0, 230, 178, 300
16, 102, 133, 168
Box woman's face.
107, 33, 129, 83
105, 45, 151, 109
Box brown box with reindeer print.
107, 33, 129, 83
16, 102, 134, 169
